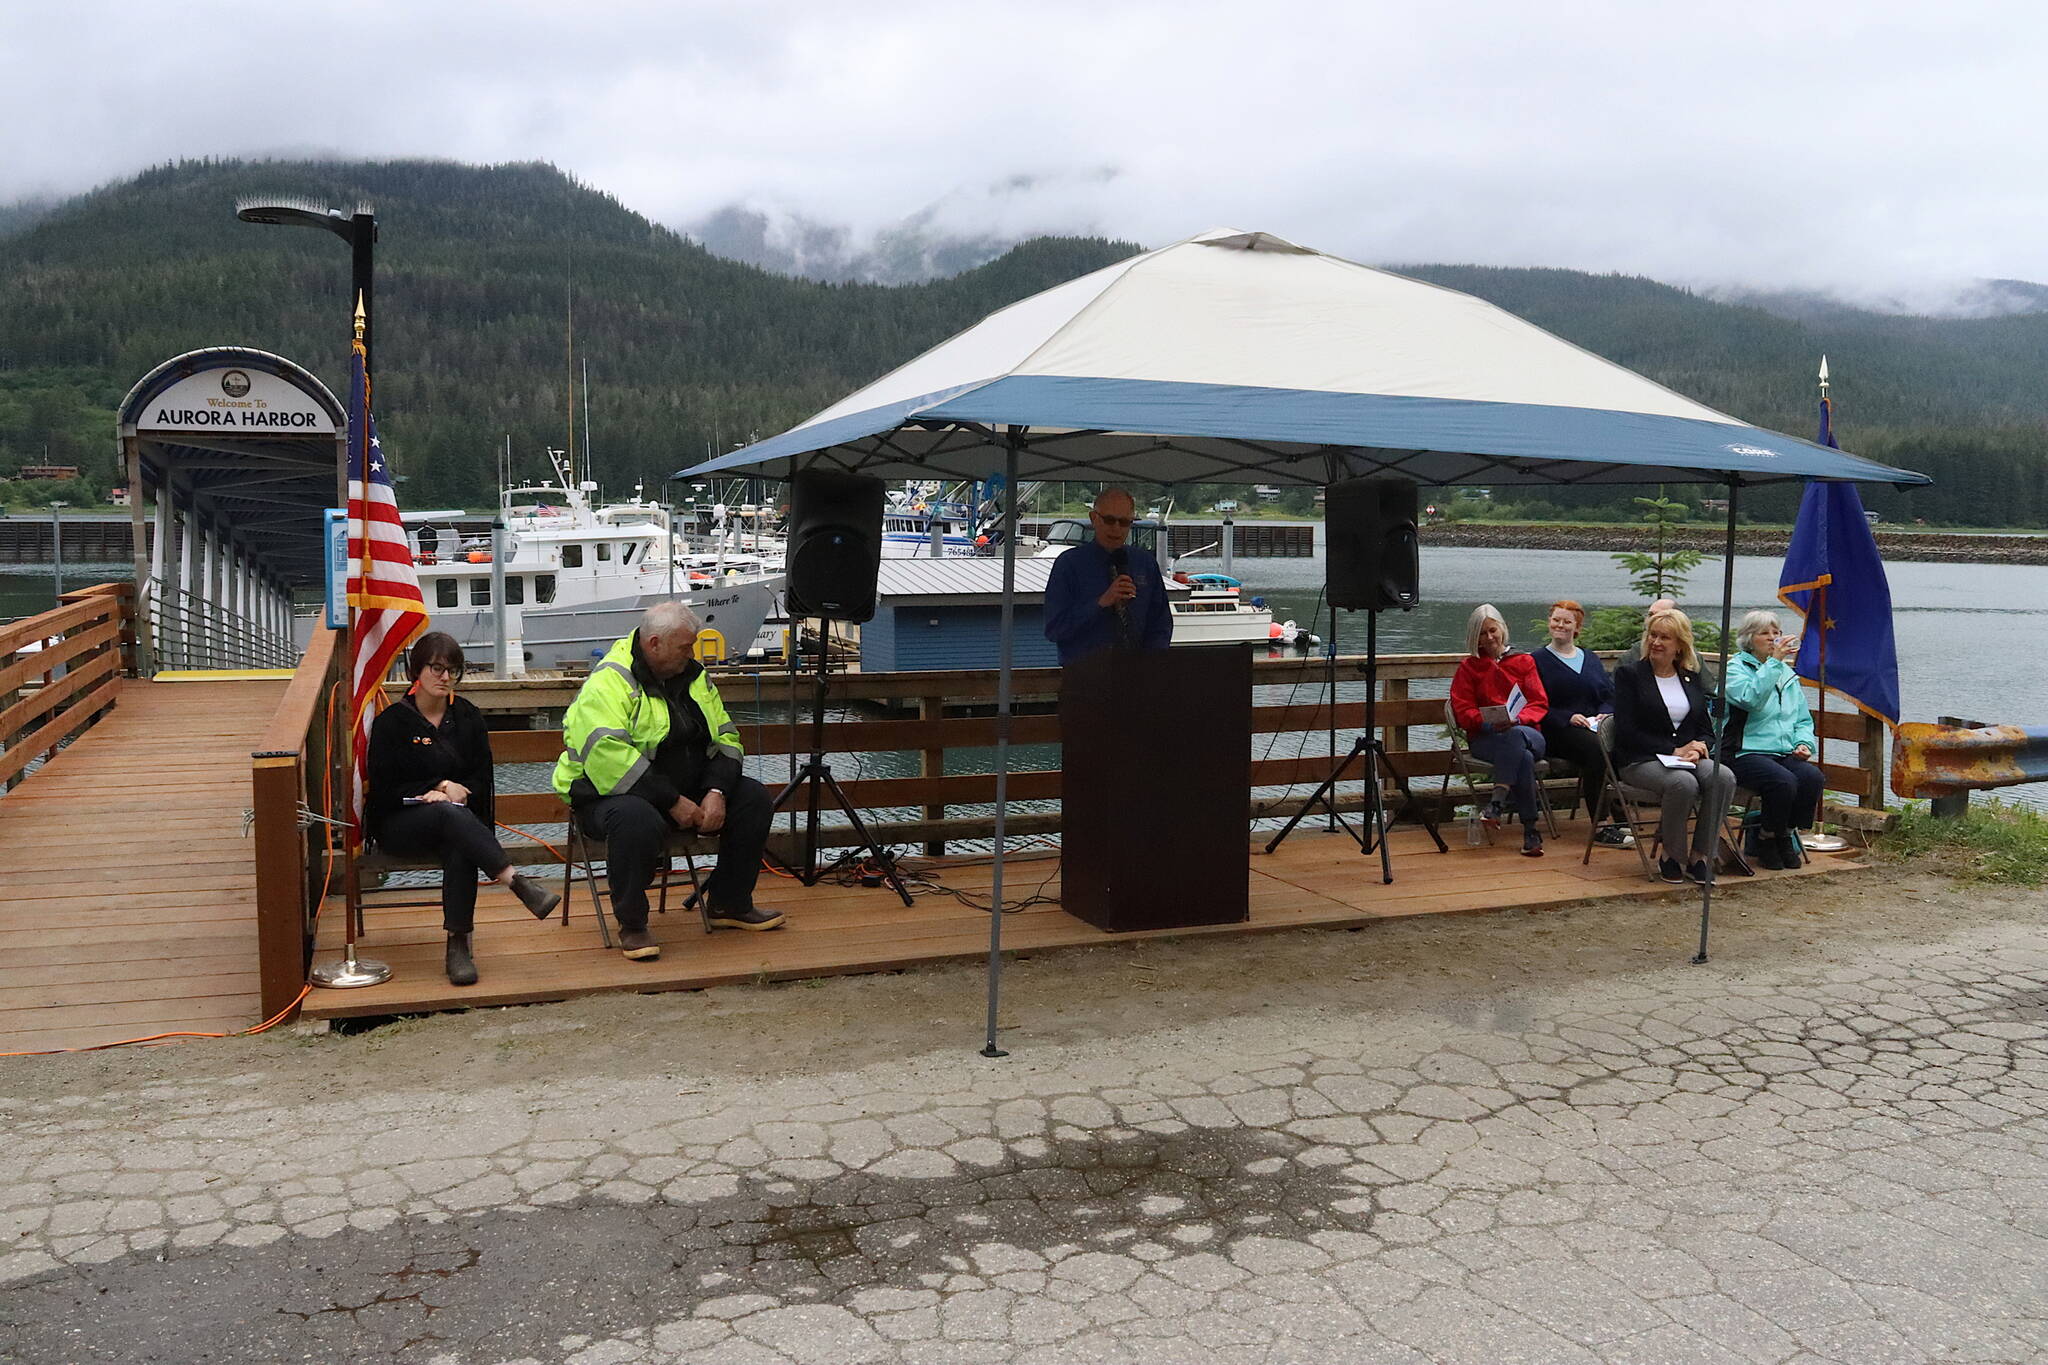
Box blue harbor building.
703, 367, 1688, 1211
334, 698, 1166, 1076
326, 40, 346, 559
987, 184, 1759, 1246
859, 559, 1061, 672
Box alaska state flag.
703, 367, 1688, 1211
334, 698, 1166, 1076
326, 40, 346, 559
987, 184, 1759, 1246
1775, 396, 1901, 725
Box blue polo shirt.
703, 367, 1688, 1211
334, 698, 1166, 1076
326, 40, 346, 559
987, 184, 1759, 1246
1043, 540, 1173, 664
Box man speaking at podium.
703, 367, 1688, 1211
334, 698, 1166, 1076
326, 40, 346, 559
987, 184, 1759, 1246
1043, 487, 1172, 663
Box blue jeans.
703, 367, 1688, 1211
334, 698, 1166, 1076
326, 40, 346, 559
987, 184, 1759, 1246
1469, 725, 1546, 829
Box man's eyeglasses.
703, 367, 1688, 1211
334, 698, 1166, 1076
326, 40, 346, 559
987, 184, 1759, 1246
1095, 513, 1134, 528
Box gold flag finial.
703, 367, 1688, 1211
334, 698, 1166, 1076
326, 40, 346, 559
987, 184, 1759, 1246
353, 292, 367, 340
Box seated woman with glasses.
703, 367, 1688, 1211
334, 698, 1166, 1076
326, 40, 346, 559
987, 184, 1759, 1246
366, 632, 559, 986
1722, 609, 1823, 870
1450, 603, 1550, 856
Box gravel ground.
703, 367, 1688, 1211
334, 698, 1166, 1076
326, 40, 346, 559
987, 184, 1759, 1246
4, 868, 2048, 1363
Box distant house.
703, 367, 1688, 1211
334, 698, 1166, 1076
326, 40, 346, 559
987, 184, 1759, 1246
20, 464, 79, 481
110, 487, 131, 507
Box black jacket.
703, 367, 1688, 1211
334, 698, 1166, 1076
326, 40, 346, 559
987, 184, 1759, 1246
365, 692, 497, 839
1611, 658, 1714, 771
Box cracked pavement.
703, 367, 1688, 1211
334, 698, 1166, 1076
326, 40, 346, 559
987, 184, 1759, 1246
4, 870, 2048, 1362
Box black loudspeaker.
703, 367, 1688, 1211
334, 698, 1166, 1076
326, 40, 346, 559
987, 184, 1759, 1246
1326, 477, 1420, 610
785, 469, 885, 622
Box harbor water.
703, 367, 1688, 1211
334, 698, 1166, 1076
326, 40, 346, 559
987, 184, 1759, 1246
6, 546, 2044, 815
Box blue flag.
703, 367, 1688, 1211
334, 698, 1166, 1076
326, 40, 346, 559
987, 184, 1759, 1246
1776, 395, 1901, 725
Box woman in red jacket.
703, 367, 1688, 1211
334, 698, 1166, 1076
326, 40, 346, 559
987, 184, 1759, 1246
1450, 604, 1550, 856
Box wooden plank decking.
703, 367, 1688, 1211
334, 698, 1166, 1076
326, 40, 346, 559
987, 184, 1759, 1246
303, 820, 1863, 1021
0, 679, 284, 1053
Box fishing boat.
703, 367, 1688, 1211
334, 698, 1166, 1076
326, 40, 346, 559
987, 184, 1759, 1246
407, 451, 780, 674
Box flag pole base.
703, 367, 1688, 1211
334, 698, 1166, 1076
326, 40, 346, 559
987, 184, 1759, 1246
311, 948, 392, 989
1801, 833, 1850, 853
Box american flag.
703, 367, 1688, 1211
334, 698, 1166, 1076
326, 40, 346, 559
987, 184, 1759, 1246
345, 334, 428, 844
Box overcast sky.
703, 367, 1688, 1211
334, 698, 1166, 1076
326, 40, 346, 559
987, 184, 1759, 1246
8, 1, 2042, 302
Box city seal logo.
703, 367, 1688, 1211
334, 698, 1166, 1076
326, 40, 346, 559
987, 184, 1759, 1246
1724, 443, 1777, 459
220, 370, 252, 398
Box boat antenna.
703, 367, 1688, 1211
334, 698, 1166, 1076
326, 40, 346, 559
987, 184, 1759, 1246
582, 356, 593, 499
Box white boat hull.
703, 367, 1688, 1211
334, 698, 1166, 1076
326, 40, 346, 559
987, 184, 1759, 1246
430, 577, 779, 672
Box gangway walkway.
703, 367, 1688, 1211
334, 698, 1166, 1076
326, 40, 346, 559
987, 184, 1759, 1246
0, 678, 283, 1053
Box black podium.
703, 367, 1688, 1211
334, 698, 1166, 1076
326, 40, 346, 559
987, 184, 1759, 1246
1059, 645, 1251, 932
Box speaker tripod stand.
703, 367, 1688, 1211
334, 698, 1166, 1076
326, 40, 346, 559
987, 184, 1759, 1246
1264, 607, 1447, 882
688, 620, 913, 909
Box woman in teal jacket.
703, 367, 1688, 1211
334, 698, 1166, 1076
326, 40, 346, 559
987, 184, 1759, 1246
1722, 610, 1823, 870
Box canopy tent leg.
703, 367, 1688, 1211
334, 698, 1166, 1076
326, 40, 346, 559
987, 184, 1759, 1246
981, 429, 1022, 1058
1694, 478, 1741, 965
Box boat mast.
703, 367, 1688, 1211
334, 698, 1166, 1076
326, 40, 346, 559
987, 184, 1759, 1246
565, 281, 577, 489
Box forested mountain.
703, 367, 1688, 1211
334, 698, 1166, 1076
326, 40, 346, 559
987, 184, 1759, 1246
2, 158, 2045, 526
0, 158, 1138, 509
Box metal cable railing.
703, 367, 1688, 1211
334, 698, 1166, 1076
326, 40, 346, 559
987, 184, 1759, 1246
140, 583, 299, 673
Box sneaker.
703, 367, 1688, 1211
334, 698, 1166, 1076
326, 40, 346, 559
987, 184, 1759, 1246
1756, 839, 1785, 871
510, 873, 561, 921
1657, 858, 1685, 884
1521, 828, 1545, 858
1686, 858, 1715, 885
1482, 794, 1505, 831
618, 926, 661, 961
708, 904, 787, 932
445, 933, 477, 987
1593, 824, 1632, 848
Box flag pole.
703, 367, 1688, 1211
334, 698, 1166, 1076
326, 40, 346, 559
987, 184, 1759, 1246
1813, 358, 1830, 772
312, 294, 392, 989
1804, 357, 1849, 853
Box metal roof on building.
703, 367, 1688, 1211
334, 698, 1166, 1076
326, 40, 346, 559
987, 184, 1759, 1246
874, 556, 1058, 603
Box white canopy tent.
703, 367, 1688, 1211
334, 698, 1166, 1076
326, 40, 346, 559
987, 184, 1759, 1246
685, 229, 1931, 1050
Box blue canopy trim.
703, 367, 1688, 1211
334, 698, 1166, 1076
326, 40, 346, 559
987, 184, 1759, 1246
680, 375, 1931, 489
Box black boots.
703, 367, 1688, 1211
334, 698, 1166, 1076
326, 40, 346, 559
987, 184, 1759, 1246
1777, 831, 1805, 868
1755, 829, 1803, 871
510, 873, 561, 920
445, 933, 478, 986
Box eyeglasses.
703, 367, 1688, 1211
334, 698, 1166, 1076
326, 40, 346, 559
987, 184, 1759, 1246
421, 661, 463, 679
1095, 513, 1134, 527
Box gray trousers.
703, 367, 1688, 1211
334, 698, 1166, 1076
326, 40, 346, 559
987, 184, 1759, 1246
1620, 756, 1737, 860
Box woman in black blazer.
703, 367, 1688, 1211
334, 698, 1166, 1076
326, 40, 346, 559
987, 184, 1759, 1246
1610, 609, 1736, 884
367, 632, 558, 985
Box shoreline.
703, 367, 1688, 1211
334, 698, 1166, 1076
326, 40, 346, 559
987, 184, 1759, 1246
1417, 521, 2048, 565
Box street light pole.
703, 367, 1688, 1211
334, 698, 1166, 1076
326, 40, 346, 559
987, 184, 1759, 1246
234, 199, 379, 381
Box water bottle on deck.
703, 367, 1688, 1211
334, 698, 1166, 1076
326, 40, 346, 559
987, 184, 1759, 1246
1465, 806, 1484, 846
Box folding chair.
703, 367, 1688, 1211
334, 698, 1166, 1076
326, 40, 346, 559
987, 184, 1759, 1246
1440, 698, 1560, 840
563, 819, 715, 948
1581, 716, 1753, 881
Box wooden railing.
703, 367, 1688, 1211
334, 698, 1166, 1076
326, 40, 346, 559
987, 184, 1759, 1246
0, 583, 135, 794
446, 652, 1889, 847
250, 627, 345, 1017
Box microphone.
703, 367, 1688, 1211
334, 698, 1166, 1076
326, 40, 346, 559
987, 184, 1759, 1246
1107, 547, 1131, 644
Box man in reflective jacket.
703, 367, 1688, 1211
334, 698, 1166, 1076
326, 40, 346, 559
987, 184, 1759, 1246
554, 601, 783, 959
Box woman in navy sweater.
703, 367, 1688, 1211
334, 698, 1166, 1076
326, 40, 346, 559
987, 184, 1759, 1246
1530, 600, 1615, 832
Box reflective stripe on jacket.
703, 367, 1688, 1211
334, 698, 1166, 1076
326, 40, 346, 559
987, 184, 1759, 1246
552, 634, 745, 801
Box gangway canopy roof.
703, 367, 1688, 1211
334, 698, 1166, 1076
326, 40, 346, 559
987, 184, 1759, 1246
681, 228, 1931, 491
119, 347, 346, 587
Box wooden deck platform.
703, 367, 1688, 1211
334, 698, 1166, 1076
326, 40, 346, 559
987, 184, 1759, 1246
0, 678, 285, 1053
303, 819, 1863, 1021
